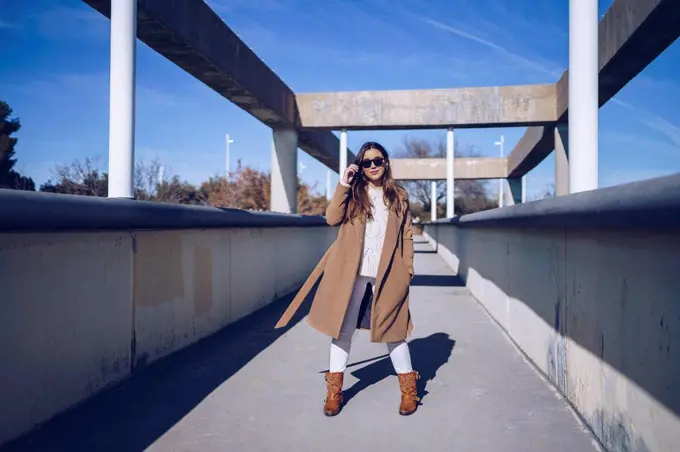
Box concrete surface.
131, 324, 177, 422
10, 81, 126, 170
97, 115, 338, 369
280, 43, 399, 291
296, 84, 556, 130
508, 0, 680, 178
506, 125, 554, 178
424, 219, 680, 452
554, 125, 569, 196
81, 0, 353, 172
0, 225, 335, 445
0, 188, 330, 232
435, 172, 680, 231
391, 157, 506, 181
1, 238, 598, 452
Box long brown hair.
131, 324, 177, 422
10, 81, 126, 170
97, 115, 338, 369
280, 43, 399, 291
344, 141, 407, 223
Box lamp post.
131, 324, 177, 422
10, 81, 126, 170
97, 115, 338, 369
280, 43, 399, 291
225, 133, 234, 178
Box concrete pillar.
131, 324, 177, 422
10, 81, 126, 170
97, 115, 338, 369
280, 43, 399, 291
521, 176, 527, 203
446, 128, 455, 217
108, 0, 137, 198
325, 170, 331, 200
569, 0, 598, 193
431, 181, 437, 221
505, 178, 523, 205
270, 129, 298, 213
555, 125, 570, 196
339, 129, 348, 177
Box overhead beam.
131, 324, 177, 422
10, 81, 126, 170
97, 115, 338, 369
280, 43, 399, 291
296, 85, 556, 130
557, 0, 680, 119
82, 0, 354, 172
507, 126, 555, 178
509, 0, 680, 177
391, 158, 507, 181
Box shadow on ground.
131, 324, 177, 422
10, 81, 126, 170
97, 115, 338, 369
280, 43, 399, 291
410, 274, 464, 287
0, 287, 316, 452
414, 249, 436, 254
340, 333, 456, 408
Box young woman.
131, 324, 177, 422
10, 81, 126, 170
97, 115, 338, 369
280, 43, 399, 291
276, 141, 418, 417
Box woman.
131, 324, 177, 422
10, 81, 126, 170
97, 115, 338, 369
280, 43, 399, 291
276, 141, 419, 417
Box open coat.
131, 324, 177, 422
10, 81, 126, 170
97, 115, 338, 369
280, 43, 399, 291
275, 182, 415, 343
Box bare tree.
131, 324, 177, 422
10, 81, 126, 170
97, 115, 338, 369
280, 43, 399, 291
531, 182, 555, 201
40, 157, 108, 196
395, 136, 496, 218
298, 179, 328, 215
135, 157, 168, 200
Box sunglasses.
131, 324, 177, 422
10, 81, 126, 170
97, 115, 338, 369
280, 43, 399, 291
359, 157, 386, 169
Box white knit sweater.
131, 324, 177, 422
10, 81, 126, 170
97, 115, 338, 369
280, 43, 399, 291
358, 185, 389, 278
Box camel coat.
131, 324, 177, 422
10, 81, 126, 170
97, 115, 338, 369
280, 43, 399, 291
275, 182, 414, 343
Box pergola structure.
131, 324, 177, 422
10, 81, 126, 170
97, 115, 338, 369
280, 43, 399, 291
84, 0, 680, 218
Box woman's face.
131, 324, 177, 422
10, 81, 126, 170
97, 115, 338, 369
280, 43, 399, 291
360, 148, 387, 183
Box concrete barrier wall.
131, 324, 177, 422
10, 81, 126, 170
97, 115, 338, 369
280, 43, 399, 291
423, 174, 680, 452
0, 190, 335, 445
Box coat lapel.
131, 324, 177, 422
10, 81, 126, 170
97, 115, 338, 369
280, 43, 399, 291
374, 207, 402, 295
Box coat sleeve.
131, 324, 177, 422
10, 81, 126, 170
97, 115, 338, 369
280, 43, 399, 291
402, 195, 415, 277
326, 182, 350, 226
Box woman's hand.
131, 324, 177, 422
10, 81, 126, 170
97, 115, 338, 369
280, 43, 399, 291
341, 164, 360, 186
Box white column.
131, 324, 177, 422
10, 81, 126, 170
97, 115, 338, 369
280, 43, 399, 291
446, 128, 455, 217
555, 125, 570, 196
521, 176, 527, 203
431, 181, 437, 221
271, 129, 298, 213
326, 170, 332, 200
339, 129, 348, 177
569, 0, 598, 193
108, 0, 137, 198
495, 135, 505, 207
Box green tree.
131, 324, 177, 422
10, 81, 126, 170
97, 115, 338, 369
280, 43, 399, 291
0, 101, 36, 190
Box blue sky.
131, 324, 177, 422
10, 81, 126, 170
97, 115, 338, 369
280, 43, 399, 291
1, 0, 679, 199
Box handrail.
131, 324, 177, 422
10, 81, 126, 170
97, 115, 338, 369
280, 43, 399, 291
0, 189, 327, 232
425, 173, 680, 231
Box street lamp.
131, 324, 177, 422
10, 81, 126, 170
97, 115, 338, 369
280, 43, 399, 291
225, 133, 234, 177
494, 135, 504, 207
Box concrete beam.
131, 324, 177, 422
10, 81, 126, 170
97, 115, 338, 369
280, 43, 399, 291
296, 85, 556, 130
556, 0, 680, 120
391, 158, 506, 181
82, 0, 353, 172
509, 0, 680, 177
506, 126, 555, 178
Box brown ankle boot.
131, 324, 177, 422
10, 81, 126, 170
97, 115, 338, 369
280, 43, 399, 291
323, 372, 344, 416
397, 371, 420, 416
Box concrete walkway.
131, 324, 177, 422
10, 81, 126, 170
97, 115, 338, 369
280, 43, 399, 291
2, 238, 599, 452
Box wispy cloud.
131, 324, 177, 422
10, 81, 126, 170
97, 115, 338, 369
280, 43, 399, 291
34, 6, 107, 40
233, 23, 476, 86
600, 168, 675, 188
489, 0, 568, 41
204, 0, 286, 14
601, 129, 680, 159
418, 17, 562, 79
612, 98, 680, 148
640, 116, 680, 148
7, 72, 197, 112
0, 20, 15, 29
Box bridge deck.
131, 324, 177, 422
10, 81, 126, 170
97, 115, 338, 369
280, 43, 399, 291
2, 239, 598, 452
